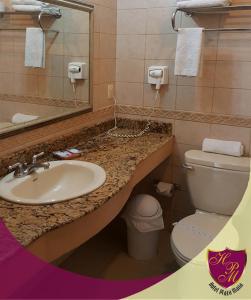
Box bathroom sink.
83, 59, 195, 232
0, 161, 106, 205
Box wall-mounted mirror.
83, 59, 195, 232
0, 0, 93, 137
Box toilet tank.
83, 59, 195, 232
184, 150, 250, 216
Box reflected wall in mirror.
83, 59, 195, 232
0, 0, 92, 136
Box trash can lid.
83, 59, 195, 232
127, 194, 161, 218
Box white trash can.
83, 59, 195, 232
122, 194, 164, 260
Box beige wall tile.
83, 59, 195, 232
146, 7, 179, 34
64, 33, 90, 57
116, 59, 144, 83
63, 78, 89, 101
117, 35, 145, 59
117, 9, 146, 34
217, 32, 251, 62
215, 61, 251, 89
63, 8, 90, 34
38, 76, 63, 99
174, 120, 211, 145
143, 84, 176, 110
145, 34, 177, 60
213, 88, 251, 116
116, 82, 143, 106
14, 74, 38, 97
176, 86, 213, 113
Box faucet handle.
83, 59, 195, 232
32, 152, 45, 164
8, 162, 23, 173
8, 162, 27, 177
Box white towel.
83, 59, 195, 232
12, 0, 43, 5
177, 0, 231, 9
202, 138, 244, 157
25, 27, 45, 68
175, 28, 204, 77
12, 4, 42, 11
11, 113, 39, 124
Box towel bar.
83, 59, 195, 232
172, 6, 251, 32
0, 8, 61, 32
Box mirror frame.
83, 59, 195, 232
0, 0, 94, 139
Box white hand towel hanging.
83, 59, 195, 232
25, 27, 45, 68
175, 27, 204, 77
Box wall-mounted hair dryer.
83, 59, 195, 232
148, 66, 169, 90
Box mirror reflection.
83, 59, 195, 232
0, 1, 91, 135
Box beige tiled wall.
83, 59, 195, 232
116, 0, 251, 219
0, 0, 117, 111
85, 0, 117, 110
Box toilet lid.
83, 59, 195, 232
171, 213, 234, 261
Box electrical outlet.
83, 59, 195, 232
108, 84, 114, 99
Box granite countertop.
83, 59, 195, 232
0, 120, 172, 247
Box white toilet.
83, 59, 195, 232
171, 150, 250, 266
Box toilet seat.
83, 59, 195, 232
171, 212, 230, 264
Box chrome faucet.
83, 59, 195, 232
8, 152, 50, 178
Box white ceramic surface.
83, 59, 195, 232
0, 161, 106, 205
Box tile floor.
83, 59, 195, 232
59, 217, 178, 280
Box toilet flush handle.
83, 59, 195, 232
182, 163, 194, 171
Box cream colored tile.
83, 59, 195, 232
143, 84, 176, 110
93, 83, 113, 110
147, 0, 177, 7
213, 88, 251, 117
98, 59, 116, 83
46, 32, 64, 56
176, 86, 213, 113
0, 53, 14, 73
215, 61, 251, 89
99, 33, 116, 59
174, 120, 211, 146
0, 31, 14, 54
116, 35, 146, 59
146, 7, 180, 34
14, 74, 38, 97
217, 32, 251, 61
220, 10, 251, 30
145, 34, 177, 60
64, 78, 89, 101
117, 0, 148, 9
38, 76, 63, 99
13, 54, 38, 75
98, 7, 117, 34
0, 73, 14, 94
64, 33, 89, 57
116, 82, 144, 106
116, 59, 144, 83
117, 9, 146, 34
63, 8, 90, 34
38, 55, 64, 77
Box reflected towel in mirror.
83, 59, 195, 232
25, 27, 45, 68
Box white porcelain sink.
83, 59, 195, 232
0, 161, 106, 205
